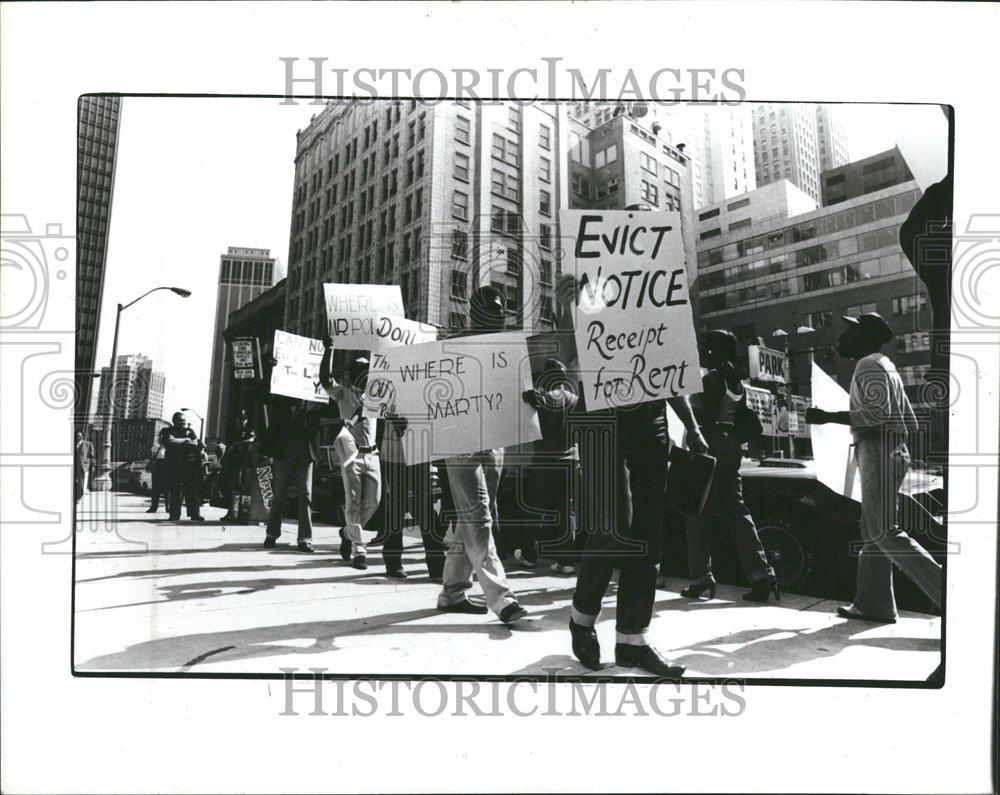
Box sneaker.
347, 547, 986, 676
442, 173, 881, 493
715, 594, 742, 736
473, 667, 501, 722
499, 603, 528, 625
297, 541, 314, 554
352, 554, 368, 570
262, 536, 277, 549
438, 599, 488, 615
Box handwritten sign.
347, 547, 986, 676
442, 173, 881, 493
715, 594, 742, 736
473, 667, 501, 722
363, 331, 542, 465
269, 330, 326, 403
323, 283, 408, 350
810, 361, 861, 501
561, 209, 702, 411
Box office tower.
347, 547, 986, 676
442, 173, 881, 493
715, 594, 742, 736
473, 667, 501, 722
752, 102, 822, 203
204, 247, 280, 441
76, 96, 122, 425
693, 170, 929, 404
97, 354, 165, 420
821, 146, 913, 206
285, 100, 697, 339
816, 104, 850, 174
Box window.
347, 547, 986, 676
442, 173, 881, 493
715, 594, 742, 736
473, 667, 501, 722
539, 223, 553, 250
892, 294, 927, 315
572, 173, 590, 197
846, 302, 879, 317
492, 134, 519, 166
508, 106, 521, 134
491, 207, 521, 236
454, 152, 470, 182
455, 115, 470, 145
640, 152, 658, 175
727, 197, 751, 211
728, 218, 751, 232
539, 189, 552, 216
449, 311, 466, 331
452, 190, 469, 221
539, 124, 551, 150
490, 169, 518, 201
451, 230, 469, 259
640, 179, 658, 206
900, 331, 930, 353
664, 166, 680, 187
540, 296, 554, 323
699, 208, 720, 221
700, 228, 722, 241
594, 144, 618, 168
506, 248, 521, 275
807, 310, 833, 329
539, 156, 551, 183
606, 177, 619, 195
539, 258, 552, 285
450, 269, 468, 299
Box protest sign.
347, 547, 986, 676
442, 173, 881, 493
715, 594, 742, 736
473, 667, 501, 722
248, 456, 275, 523
269, 330, 327, 403
810, 361, 861, 501
363, 331, 542, 465
561, 209, 702, 411
323, 283, 419, 350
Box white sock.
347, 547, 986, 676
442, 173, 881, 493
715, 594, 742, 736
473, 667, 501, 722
570, 607, 598, 627
616, 629, 650, 646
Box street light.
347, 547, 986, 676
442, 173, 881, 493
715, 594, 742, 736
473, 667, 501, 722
92, 286, 192, 491
181, 407, 204, 441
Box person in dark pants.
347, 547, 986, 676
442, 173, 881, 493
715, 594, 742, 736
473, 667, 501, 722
684, 330, 778, 602
146, 442, 171, 513
75, 430, 94, 502
161, 411, 204, 521
261, 395, 325, 552
521, 358, 584, 575
376, 421, 447, 580
220, 410, 255, 521
554, 274, 709, 677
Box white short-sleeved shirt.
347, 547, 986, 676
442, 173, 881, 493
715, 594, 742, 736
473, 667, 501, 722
849, 352, 912, 439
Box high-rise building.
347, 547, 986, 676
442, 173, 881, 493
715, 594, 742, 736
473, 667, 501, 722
97, 354, 165, 420
204, 247, 281, 441
752, 102, 822, 203
285, 100, 697, 340
821, 146, 913, 206
693, 171, 929, 404
76, 96, 122, 425
816, 105, 849, 174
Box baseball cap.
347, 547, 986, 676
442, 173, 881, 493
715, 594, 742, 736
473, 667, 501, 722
842, 312, 894, 346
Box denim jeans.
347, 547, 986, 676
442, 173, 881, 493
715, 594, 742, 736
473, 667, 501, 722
266, 444, 313, 542
686, 428, 774, 584
438, 449, 518, 616
851, 435, 942, 618
341, 451, 382, 556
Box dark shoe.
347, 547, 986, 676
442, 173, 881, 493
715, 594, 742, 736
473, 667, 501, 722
145, 507, 157, 513
569, 619, 601, 670
428, 574, 443, 584
385, 565, 408, 579
367, 531, 388, 547
837, 605, 897, 624
220, 512, 235, 521
339, 529, 351, 561
262, 536, 277, 549
352, 554, 368, 570
168, 515, 181, 522
742, 576, 780, 603
615, 643, 685, 678
297, 541, 314, 553
189, 515, 206, 522
499, 603, 528, 625
682, 577, 717, 600
438, 599, 489, 615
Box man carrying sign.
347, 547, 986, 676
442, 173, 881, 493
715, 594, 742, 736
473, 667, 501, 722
320, 338, 381, 571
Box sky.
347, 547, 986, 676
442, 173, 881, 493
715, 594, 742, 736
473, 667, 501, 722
92, 99, 940, 428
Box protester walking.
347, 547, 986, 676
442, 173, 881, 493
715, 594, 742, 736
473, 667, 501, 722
319, 341, 381, 570
683, 330, 779, 603
435, 287, 526, 625
806, 313, 942, 622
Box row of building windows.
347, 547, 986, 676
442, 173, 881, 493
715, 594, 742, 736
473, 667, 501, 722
220, 259, 275, 286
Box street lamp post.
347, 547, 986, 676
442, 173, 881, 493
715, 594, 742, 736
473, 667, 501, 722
92, 286, 192, 491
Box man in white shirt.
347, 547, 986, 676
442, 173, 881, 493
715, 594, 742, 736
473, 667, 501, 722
806, 312, 942, 622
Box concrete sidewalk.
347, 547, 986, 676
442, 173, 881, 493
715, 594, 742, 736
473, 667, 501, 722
73, 492, 941, 681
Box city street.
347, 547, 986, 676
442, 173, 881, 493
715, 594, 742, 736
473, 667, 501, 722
74, 492, 941, 681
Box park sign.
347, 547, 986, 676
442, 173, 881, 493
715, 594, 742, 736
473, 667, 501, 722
323, 283, 427, 351
361, 331, 542, 465
748, 344, 788, 385
269, 330, 327, 403
560, 209, 702, 411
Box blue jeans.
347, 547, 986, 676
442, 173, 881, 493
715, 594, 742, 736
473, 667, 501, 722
438, 449, 518, 616
851, 436, 941, 618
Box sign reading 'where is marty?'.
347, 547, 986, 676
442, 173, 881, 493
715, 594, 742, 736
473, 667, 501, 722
561, 209, 702, 411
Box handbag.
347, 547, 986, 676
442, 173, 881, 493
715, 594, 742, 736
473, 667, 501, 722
665, 446, 717, 517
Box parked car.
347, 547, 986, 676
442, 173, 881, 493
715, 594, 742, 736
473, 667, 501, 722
664, 457, 946, 613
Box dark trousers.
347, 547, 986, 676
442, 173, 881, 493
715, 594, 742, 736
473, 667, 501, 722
381, 460, 446, 577
572, 448, 667, 635
167, 458, 201, 519
150, 459, 171, 510
266, 445, 313, 542
532, 458, 583, 565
